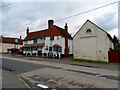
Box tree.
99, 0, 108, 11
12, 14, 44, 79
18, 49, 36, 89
113, 35, 120, 51
113, 35, 119, 43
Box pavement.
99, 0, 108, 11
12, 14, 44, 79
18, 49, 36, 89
20, 67, 119, 88
3, 55, 118, 78
2, 54, 119, 70
1, 55, 32, 89
2, 69, 29, 88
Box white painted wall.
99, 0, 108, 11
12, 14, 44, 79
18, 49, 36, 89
73, 21, 114, 62
23, 35, 73, 56
43, 36, 63, 54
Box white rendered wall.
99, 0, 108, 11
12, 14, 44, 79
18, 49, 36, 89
73, 21, 114, 62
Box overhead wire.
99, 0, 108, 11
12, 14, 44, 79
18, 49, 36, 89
3, 1, 119, 35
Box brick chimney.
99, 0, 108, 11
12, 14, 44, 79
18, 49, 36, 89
26, 27, 29, 36
64, 23, 69, 56
48, 20, 54, 29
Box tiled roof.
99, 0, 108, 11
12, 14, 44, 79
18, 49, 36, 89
23, 43, 45, 48
0, 36, 23, 45
24, 25, 72, 41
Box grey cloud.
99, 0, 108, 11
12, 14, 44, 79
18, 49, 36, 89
2, 2, 84, 37
2, 1, 118, 38
94, 12, 118, 32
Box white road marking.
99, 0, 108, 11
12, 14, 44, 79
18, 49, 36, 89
37, 84, 49, 88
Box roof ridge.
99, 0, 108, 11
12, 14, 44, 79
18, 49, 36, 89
24, 24, 73, 41
53, 25, 65, 30
29, 29, 48, 34
1, 36, 23, 40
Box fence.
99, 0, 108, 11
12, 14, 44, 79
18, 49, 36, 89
108, 51, 120, 63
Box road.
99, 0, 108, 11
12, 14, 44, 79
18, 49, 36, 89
2, 57, 60, 89
2, 56, 119, 89
2, 58, 55, 74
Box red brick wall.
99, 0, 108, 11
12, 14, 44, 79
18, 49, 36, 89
108, 51, 120, 63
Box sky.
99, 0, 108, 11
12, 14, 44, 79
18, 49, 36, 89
1, 0, 119, 40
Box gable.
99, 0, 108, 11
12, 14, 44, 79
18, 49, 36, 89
73, 20, 113, 42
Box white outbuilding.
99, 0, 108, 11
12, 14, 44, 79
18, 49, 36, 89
73, 20, 114, 62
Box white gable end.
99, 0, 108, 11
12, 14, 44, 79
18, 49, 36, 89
73, 20, 114, 62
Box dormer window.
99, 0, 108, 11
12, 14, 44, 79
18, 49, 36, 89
86, 28, 92, 33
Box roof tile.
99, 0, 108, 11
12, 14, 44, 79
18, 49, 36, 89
0, 36, 23, 45
24, 25, 72, 41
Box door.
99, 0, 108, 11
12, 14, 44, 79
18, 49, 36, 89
48, 46, 53, 57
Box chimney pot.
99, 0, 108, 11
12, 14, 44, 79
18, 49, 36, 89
20, 35, 22, 39
26, 27, 29, 36
64, 23, 68, 32
48, 20, 54, 29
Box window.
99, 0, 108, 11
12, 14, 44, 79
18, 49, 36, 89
15, 44, 18, 48
53, 46, 57, 51
34, 39, 37, 43
49, 47, 52, 51
24, 48, 27, 51
50, 36, 54, 40
24, 41, 28, 45
58, 47, 62, 52
32, 47, 37, 51
43, 37, 45, 40
15, 38, 18, 43
28, 40, 33, 44
57, 36, 59, 40
86, 28, 92, 33
37, 38, 45, 43
53, 46, 62, 52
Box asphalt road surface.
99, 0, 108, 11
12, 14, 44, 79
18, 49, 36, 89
2, 58, 57, 74
2, 57, 60, 88
1, 56, 119, 89
2, 57, 55, 88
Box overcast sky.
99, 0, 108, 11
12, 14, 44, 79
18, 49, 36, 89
1, 0, 119, 40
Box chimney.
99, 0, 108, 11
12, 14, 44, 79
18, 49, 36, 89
20, 35, 22, 39
64, 23, 69, 56
48, 20, 54, 29
26, 27, 29, 36
65, 23, 68, 32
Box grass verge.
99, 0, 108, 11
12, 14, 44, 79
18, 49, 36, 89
72, 58, 109, 64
